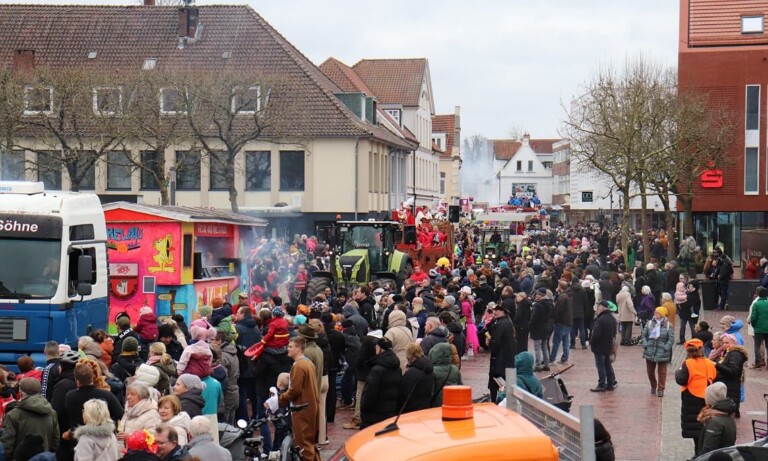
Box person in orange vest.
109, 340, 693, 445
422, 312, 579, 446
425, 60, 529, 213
674, 338, 717, 459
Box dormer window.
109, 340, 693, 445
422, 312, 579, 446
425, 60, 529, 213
233, 86, 261, 114
143, 58, 158, 70
742, 16, 764, 34
160, 87, 187, 115
385, 109, 401, 125
23, 86, 53, 115
92, 87, 123, 116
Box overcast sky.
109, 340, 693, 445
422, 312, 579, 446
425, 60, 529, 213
2, 0, 680, 141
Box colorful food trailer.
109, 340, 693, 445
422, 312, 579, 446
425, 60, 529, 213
103, 202, 265, 331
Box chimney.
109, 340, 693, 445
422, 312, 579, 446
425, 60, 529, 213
178, 6, 199, 39
144, 0, 155, 5
13, 50, 35, 74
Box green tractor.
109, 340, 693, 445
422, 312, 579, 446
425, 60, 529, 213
308, 220, 414, 298
480, 227, 510, 262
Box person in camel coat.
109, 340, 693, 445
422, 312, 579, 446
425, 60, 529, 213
277, 337, 321, 461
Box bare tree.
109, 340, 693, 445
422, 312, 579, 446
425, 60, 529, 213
117, 69, 196, 205
561, 58, 676, 260
507, 124, 527, 141
0, 69, 25, 177
182, 70, 286, 212
647, 90, 735, 259
16, 67, 131, 191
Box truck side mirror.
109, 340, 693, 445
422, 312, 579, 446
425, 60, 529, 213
77, 255, 93, 282
76, 282, 92, 296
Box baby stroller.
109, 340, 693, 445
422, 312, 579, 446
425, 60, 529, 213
540, 364, 574, 413
628, 314, 650, 346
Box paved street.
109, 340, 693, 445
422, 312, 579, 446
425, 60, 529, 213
325, 308, 767, 460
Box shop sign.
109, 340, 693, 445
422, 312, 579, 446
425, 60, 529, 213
195, 223, 232, 237
701, 169, 723, 188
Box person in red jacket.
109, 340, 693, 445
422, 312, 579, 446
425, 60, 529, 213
262, 306, 290, 352
410, 266, 429, 284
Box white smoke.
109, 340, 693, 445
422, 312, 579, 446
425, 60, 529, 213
461, 134, 496, 204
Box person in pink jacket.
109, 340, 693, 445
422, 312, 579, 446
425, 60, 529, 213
177, 326, 212, 378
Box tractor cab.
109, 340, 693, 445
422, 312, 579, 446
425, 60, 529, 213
480, 227, 510, 261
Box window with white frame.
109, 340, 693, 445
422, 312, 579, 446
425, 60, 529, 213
746, 147, 759, 193
516, 160, 522, 172
385, 109, 401, 125
543, 161, 553, 169
233, 85, 261, 114
24, 86, 53, 115
160, 87, 187, 114
746, 85, 760, 130
92, 87, 123, 116
440, 172, 446, 195
528, 160, 534, 172
742, 16, 764, 34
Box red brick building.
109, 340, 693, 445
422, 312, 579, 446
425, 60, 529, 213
679, 0, 768, 263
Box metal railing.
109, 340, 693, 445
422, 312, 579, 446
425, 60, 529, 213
505, 368, 595, 461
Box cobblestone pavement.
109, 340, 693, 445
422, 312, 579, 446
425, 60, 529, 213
323, 308, 766, 460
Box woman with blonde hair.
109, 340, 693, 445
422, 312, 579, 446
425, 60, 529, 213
147, 342, 176, 396
157, 394, 191, 446
74, 398, 119, 461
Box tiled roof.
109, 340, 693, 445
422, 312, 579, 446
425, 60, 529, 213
431, 141, 444, 155
492, 138, 560, 160
351, 58, 427, 106
432, 114, 455, 157
0, 4, 413, 149
318, 57, 374, 96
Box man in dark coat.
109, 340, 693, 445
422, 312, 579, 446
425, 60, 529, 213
360, 338, 402, 429
234, 306, 262, 422
590, 301, 618, 392
550, 281, 573, 364
355, 287, 377, 328
158, 324, 184, 362
419, 317, 448, 356
488, 302, 516, 403
529, 289, 554, 371
112, 315, 140, 365
569, 279, 589, 349
64, 363, 124, 429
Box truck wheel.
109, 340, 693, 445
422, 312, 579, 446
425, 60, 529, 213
307, 277, 331, 299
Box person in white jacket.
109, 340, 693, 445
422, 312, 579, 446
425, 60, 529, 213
157, 395, 192, 446
74, 399, 119, 461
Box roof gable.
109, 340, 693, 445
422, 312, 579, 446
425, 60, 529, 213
351, 58, 427, 106
492, 138, 560, 160
432, 114, 455, 157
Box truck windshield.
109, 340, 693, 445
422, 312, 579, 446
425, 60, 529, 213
0, 239, 62, 298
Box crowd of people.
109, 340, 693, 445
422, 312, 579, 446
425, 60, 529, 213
0, 225, 765, 461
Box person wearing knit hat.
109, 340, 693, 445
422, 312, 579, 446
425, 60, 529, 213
173, 373, 206, 418
698, 382, 737, 455
675, 336, 717, 455
3, 378, 58, 460
719, 315, 745, 345
642, 304, 674, 397
111, 336, 143, 382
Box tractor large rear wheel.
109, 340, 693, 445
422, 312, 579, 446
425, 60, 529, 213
307, 276, 332, 300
